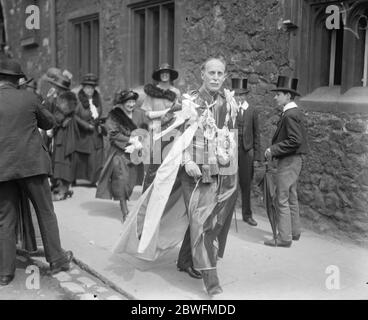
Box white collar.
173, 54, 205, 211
283, 101, 298, 113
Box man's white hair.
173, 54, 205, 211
200, 57, 227, 72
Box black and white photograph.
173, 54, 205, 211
0, 0, 367, 306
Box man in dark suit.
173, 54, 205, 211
0, 58, 73, 286
232, 78, 261, 226
264, 76, 308, 247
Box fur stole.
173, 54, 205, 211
144, 83, 177, 102
109, 108, 137, 132
78, 89, 101, 109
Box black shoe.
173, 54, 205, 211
292, 234, 301, 241
0, 275, 14, 286
50, 251, 73, 274
243, 217, 258, 226
264, 239, 292, 247
178, 266, 202, 279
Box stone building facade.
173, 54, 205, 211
1, 0, 367, 245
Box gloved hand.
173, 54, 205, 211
125, 136, 143, 154
185, 160, 202, 178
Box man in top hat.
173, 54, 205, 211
232, 78, 262, 226
264, 76, 308, 247
0, 58, 73, 286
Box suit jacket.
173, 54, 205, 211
270, 107, 308, 159
0, 83, 54, 182
237, 105, 261, 161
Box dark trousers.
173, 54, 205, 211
176, 169, 197, 269
238, 148, 254, 219
0, 181, 18, 276
0, 175, 66, 276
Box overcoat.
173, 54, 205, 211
0, 83, 54, 182
96, 107, 148, 201
51, 93, 79, 183
73, 87, 104, 183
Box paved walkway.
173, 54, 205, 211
53, 186, 368, 300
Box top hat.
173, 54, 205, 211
81, 73, 98, 86
231, 77, 248, 95
271, 76, 300, 96
0, 59, 25, 78
152, 63, 179, 82
45, 68, 71, 90
113, 89, 139, 105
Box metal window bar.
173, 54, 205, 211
91, 19, 99, 77
329, 29, 337, 86
75, 23, 82, 81
363, 27, 368, 87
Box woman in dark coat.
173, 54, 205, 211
51, 91, 80, 201
73, 74, 104, 186
43, 68, 73, 156
96, 90, 148, 222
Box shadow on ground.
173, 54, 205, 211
80, 201, 122, 221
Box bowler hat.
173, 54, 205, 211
45, 70, 71, 90
0, 58, 25, 78
81, 73, 98, 86
231, 77, 248, 95
152, 63, 178, 82
114, 89, 139, 105
271, 76, 300, 96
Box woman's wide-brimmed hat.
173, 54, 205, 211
0, 58, 25, 78
270, 76, 300, 96
45, 68, 71, 90
152, 63, 178, 82
231, 77, 249, 95
113, 89, 139, 105
81, 73, 98, 86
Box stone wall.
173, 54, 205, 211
298, 112, 368, 245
